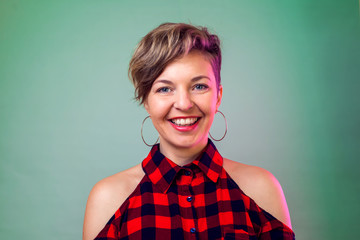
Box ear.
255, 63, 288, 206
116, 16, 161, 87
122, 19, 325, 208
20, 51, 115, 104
216, 85, 223, 110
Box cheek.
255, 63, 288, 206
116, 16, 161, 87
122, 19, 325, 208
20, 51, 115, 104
147, 99, 171, 119
197, 96, 218, 116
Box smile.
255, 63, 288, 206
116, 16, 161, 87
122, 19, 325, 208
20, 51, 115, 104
170, 117, 199, 126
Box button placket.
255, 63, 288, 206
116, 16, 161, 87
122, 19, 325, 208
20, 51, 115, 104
180, 168, 197, 239
184, 169, 194, 205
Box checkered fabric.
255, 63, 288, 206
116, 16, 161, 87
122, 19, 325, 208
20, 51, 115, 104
95, 139, 295, 239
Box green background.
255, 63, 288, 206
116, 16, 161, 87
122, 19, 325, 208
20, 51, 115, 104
1, 0, 359, 239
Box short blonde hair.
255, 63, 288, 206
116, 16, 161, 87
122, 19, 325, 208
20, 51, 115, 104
129, 22, 222, 104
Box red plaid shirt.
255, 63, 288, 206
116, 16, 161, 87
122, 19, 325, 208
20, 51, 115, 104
95, 140, 295, 239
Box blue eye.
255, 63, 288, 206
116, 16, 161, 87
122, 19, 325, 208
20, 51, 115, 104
194, 84, 208, 90
157, 87, 171, 93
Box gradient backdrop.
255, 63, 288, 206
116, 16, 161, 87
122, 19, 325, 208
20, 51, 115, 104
1, 0, 359, 239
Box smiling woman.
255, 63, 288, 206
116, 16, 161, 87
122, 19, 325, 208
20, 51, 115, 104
83, 23, 295, 240
144, 51, 222, 165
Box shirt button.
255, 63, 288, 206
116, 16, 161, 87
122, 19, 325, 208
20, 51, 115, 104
190, 228, 196, 233
187, 196, 193, 202
184, 170, 191, 176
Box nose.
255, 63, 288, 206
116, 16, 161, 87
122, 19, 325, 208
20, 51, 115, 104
173, 89, 193, 111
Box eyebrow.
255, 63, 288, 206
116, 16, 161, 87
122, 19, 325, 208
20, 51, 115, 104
191, 75, 211, 82
154, 75, 211, 85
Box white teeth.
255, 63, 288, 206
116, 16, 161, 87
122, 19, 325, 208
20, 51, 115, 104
171, 118, 198, 126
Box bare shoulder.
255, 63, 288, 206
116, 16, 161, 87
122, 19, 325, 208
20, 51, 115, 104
83, 164, 144, 240
223, 158, 292, 229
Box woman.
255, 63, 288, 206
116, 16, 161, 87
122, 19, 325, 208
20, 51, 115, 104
83, 23, 294, 240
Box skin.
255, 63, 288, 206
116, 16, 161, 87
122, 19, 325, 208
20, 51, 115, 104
144, 50, 222, 166
83, 51, 292, 240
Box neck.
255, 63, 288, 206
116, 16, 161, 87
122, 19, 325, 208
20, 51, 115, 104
158, 138, 208, 166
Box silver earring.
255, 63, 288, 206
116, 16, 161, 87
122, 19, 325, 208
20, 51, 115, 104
141, 116, 159, 147
209, 110, 228, 141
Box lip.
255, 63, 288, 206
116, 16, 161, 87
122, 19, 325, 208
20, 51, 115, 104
168, 116, 200, 120
168, 116, 201, 132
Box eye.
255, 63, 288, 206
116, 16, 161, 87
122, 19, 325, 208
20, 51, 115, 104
193, 84, 208, 91
156, 87, 172, 93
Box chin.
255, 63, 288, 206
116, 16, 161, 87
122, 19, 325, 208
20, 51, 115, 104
170, 135, 208, 149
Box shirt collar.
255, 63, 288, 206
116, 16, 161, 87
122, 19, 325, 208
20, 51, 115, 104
142, 139, 224, 193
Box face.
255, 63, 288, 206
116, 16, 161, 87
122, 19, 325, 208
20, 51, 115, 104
144, 51, 222, 153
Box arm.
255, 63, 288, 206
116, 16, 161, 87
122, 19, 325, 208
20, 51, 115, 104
223, 158, 292, 229
83, 179, 122, 240
83, 164, 144, 240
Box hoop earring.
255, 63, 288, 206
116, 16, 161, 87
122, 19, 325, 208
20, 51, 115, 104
209, 110, 228, 141
141, 116, 159, 147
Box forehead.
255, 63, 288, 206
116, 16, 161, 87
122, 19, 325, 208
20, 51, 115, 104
155, 51, 215, 81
